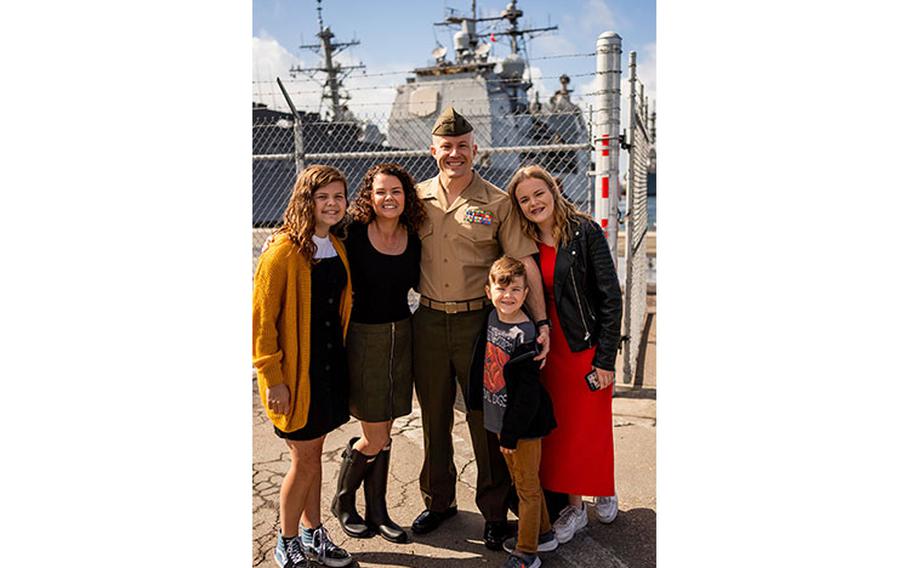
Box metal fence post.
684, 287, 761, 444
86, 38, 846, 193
621, 50, 652, 387
594, 31, 622, 265
276, 77, 306, 173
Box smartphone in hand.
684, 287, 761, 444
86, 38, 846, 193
584, 369, 601, 391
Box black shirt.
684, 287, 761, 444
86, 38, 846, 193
345, 220, 421, 324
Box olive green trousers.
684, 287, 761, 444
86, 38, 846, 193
412, 306, 511, 521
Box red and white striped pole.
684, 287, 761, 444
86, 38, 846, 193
594, 31, 622, 266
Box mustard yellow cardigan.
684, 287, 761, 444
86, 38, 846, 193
252, 232, 353, 433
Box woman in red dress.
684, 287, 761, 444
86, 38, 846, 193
506, 164, 623, 544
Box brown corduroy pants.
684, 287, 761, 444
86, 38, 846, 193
503, 438, 552, 554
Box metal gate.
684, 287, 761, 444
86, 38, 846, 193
621, 51, 652, 386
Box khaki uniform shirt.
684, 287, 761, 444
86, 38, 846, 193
416, 172, 537, 301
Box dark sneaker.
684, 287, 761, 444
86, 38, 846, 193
501, 552, 541, 568
301, 526, 352, 567
503, 530, 559, 554
274, 535, 311, 568
483, 520, 512, 551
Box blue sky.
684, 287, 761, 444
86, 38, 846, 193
252, 0, 655, 117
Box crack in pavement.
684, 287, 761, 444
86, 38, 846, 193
614, 417, 656, 428
252, 511, 280, 566
455, 457, 478, 491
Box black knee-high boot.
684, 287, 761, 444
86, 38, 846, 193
331, 437, 374, 538
364, 442, 408, 543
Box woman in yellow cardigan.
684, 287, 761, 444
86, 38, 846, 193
253, 165, 354, 568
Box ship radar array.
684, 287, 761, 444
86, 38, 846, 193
428, 0, 557, 71
288, 0, 365, 122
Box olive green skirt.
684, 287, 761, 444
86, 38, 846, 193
346, 317, 414, 422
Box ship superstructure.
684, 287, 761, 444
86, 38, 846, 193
387, 1, 590, 192
254, 0, 594, 227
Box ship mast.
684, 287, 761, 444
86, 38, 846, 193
498, 1, 555, 57
289, 0, 365, 121
433, 1, 556, 67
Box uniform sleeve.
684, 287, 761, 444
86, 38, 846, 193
252, 248, 287, 388
497, 197, 538, 259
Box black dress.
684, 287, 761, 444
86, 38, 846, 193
274, 254, 350, 441
344, 221, 421, 421
345, 221, 420, 324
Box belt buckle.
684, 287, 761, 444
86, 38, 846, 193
444, 301, 458, 314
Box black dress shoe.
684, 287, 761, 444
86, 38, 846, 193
411, 507, 457, 535
483, 520, 512, 551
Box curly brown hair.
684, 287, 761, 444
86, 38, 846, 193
348, 163, 426, 233
506, 164, 592, 247
277, 164, 348, 264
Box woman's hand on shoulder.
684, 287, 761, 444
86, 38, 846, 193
266, 384, 291, 415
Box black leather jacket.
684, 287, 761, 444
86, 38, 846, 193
536, 216, 623, 371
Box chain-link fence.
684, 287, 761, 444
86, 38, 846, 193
252, 41, 656, 390
252, 107, 594, 270
620, 52, 652, 387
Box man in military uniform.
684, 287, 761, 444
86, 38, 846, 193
410, 107, 551, 550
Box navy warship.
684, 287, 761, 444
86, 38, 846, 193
253, 0, 591, 226
387, 0, 590, 194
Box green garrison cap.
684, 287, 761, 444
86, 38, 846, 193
432, 106, 474, 136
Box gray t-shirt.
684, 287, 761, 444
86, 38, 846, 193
483, 310, 537, 435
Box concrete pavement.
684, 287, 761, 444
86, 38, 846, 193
252, 311, 656, 568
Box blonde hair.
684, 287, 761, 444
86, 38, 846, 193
505, 164, 591, 247
277, 164, 347, 264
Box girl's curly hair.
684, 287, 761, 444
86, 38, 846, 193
348, 163, 426, 233
505, 164, 592, 247
277, 164, 348, 264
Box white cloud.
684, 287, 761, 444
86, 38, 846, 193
252, 34, 411, 133
580, 0, 620, 35
251, 36, 314, 110
527, 33, 577, 58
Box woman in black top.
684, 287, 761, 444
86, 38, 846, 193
331, 163, 425, 544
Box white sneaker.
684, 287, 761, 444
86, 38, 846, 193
552, 502, 588, 543
594, 495, 618, 524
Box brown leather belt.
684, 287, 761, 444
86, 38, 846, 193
419, 296, 490, 314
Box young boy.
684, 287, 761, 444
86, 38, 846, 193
467, 256, 559, 568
